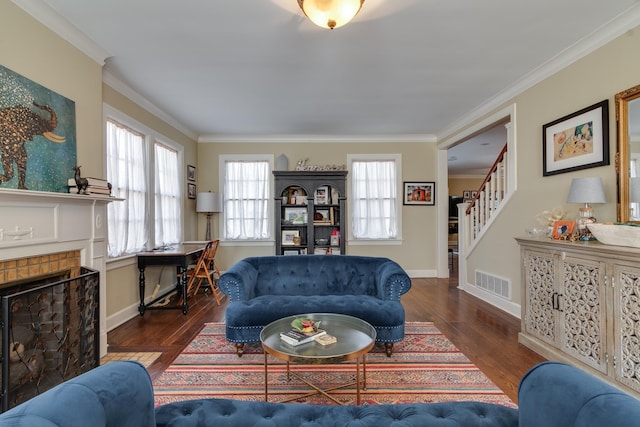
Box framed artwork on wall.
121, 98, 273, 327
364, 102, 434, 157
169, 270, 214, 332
187, 182, 196, 199
187, 164, 196, 181
542, 100, 609, 176
403, 182, 435, 205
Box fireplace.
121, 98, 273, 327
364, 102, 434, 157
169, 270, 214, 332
0, 188, 111, 410
1, 265, 99, 411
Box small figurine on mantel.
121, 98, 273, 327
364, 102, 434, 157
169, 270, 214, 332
72, 166, 89, 194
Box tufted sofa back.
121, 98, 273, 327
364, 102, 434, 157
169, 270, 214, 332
243, 255, 396, 298
518, 361, 640, 427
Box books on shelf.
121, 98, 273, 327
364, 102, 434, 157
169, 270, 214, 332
280, 328, 327, 346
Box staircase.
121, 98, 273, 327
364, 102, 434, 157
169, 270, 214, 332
459, 143, 510, 251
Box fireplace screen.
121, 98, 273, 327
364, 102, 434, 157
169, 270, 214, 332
0, 267, 99, 411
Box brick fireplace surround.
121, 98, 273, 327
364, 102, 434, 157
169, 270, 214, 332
0, 188, 110, 356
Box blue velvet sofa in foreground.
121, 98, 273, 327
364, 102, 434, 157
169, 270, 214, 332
2, 360, 640, 426
218, 255, 412, 356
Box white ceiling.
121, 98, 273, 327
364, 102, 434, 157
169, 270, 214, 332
14, 0, 640, 173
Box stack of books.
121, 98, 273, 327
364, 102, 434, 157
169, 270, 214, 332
68, 177, 112, 197
280, 328, 327, 346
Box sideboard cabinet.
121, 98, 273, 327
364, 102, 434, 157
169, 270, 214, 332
516, 237, 640, 396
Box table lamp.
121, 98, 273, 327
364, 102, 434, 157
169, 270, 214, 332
566, 177, 607, 240
196, 191, 222, 241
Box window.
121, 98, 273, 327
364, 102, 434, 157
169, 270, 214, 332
349, 154, 401, 240
220, 155, 272, 241
105, 108, 183, 258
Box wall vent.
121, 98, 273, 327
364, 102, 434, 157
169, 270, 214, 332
475, 270, 510, 299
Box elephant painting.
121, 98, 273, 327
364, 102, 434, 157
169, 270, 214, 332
0, 102, 66, 189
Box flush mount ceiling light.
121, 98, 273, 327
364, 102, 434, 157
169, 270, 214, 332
297, 0, 365, 30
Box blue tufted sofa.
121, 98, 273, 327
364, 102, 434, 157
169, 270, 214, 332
3, 360, 640, 426
218, 255, 412, 356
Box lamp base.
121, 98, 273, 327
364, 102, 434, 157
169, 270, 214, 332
205, 213, 212, 241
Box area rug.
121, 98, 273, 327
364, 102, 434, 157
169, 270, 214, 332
153, 322, 515, 407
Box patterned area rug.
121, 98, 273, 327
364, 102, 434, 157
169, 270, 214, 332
153, 322, 515, 407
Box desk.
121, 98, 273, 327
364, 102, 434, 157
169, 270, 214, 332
137, 244, 205, 315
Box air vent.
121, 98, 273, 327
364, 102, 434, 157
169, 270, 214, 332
475, 270, 510, 299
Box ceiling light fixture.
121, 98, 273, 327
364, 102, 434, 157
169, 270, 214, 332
297, 0, 365, 30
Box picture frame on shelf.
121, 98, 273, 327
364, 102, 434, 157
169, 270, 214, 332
542, 100, 609, 176
281, 230, 300, 245
187, 182, 196, 199
403, 182, 435, 205
314, 209, 331, 224
187, 164, 196, 182
284, 207, 307, 224
552, 220, 575, 240
314, 186, 329, 205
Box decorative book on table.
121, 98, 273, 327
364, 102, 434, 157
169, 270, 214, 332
280, 328, 327, 346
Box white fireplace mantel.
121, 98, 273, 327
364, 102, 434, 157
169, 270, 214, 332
0, 187, 120, 357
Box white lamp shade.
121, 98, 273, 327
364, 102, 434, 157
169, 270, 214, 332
566, 177, 607, 204
298, 0, 364, 29
196, 192, 222, 213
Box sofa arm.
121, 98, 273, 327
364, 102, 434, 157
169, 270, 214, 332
518, 361, 640, 427
0, 361, 155, 427
375, 260, 412, 301
218, 259, 258, 301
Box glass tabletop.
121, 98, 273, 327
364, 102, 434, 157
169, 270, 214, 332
260, 313, 376, 363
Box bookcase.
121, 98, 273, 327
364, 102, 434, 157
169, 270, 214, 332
273, 170, 347, 256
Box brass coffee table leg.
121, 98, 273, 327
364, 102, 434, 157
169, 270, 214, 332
363, 354, 367, 390
264, 351, 268, 401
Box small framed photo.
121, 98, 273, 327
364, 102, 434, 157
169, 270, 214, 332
284, 207, 308, 224
542, 100, 609, 176
187, 164, 196, 182
403, 182, 435, 205
314, 209, 331, 223
187, 183, 196, 199
552, 221, 575, 240
282, 230, 300, 246
314, 186, 329, 205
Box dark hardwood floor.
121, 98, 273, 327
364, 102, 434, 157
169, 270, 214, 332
106, 258, 545, 403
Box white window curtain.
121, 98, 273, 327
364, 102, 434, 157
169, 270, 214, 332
106, 119, 148, 257
351, 160, 398, 239
223, 160, 270, 240
154, 142, 181, 247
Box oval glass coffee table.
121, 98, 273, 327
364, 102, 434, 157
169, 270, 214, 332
260, 313, 376, 405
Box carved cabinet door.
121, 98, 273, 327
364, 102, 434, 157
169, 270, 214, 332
613, 262, 640, 393
522, 248, 559, 346
559, 254, 607, 374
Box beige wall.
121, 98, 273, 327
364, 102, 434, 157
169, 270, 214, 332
198, 142, 438, 273
463, 26, 640, 306
448, 177, 484, 197
1, 3, 103, 176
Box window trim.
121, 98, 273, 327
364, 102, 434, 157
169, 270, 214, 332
103, 103, 185, 260
218, 154, 274, 245
347, 153, 403, 245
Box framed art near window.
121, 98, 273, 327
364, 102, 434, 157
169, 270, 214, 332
542, 100, 609, 176
187, 164, 196, 181
187, 182, 196, 199
403, 182, 435, 205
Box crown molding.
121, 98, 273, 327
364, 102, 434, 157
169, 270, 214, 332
11, 0, 111, 65
102, 69, 198, 141
197, 134, 437, 144
437, 3, 640, 142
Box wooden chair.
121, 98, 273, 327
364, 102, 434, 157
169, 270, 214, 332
184, 240, 223, 304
